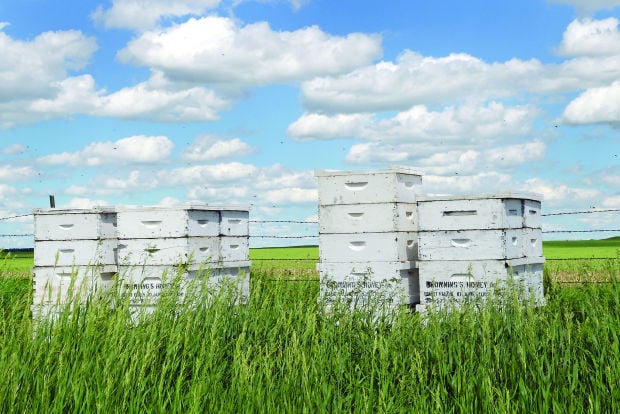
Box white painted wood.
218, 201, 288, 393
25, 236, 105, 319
116, 207, 221, 238
418, 259, 545, 308
315, 166, 423, 205
319, 202, 418, 233
220, 210, 250, 236
32, 265, 116, 305
116, 237, 220, 266
523, 199, 542, 228
318, 261, 419, 305
220, 236, 250, 262
319, 232, 418, 262
417, 194, 543, 230
34, 239, 118, 266
523, 228, 543, 257
417, 229, 524, 261
34, 207, 117, 240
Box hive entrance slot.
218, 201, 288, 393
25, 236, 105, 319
344, 182, 368, 190
443, 210, 477, 216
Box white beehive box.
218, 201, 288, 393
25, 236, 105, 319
523, 199, 543, 228
116, 237, 220, 266
116, 204, 221, 239
220, 236, 250, 262
418, 258, 545, 308
319, 232, 418, 263
315, 166, 423, 205
220, 208, 250, 236
318, 261, 419, 306
319, 202, 418, 233
417, 193, 543, 231
523, 228, 543, 257
417, 229, 526, 261
32, 265, 116, 306
34, 207, 117, 241
117, 263, 251, 308
34, 239, 118, 266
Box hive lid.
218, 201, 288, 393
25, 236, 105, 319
115, 203, 251, 212
416, 192, 543, 202
314, 165, 423, 177
33, 206, 116, 215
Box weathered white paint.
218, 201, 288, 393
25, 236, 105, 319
416, 193, 543, 231
417, 258, 545, 308
34, 207, 117, 241
417, 229, 525, 261
116, 237, 220, 266
319, 232, 418, 263
32, 264, 116, 306
318, 261, 419, 306
116, 206, 221, 239
220, 236, 250, 262
319, 202, 418, 233
34, 239, 118, 266
315, 166, 423, 205
523, 228, 543, 257
219, 210, 250, 236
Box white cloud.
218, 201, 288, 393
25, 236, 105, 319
562, 81, 620, 125
182, 135, 256, 161
164, 162, 259, 185
548, 0, 620, 15
558, 18, 620, 57
1, 144, 27, 155
61, 197, 111, 209
0, 165, 38, 181
345, 140, 546, 174
37, 135, 174, 167
291, 102, 536, 145
602, 195, 620, 207
523, 177, 601, 202
97, 76, 231, 122
300, 47, 620, 113
0, 26, 97, 102
117, 16, 382, 89
91, 0, 221, 31
263, 188, 318, 204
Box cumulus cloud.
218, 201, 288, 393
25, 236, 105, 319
345, 140, 546, 174
300, 48, 620, 114
182, 135, 256, 161
37, 135, 174, 167
0, 26, 97, 102
0, 165, 38, 181
1, 144, 27, 155
522, 177, 601, 202
548, 0, 620, 15
96, 75, 231, 122
117, 16, 382, 90
558, 18, 620, 57
91, 0, 221, 31
263, 188, 318, 204
562, 81, 620, 125
289, 102, 536, 143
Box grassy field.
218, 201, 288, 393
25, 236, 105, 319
0, 265, 619, 412
543, 237, 620, 259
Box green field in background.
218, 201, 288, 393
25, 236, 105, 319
543, 237, 620, 259
2, 238, 619, 275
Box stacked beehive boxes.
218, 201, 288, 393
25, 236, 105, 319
32, 204, 251, 318
315, 167, 423, 310
115, 204, 251, 311
414, 193, 545, 312
32, 207, 118, 317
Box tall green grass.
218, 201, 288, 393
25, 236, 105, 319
1, 267, 619, 412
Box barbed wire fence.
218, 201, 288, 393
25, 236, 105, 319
1, 208, 619, 272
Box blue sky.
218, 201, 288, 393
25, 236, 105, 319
0, 0, 619, 248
